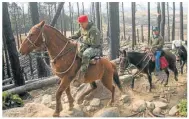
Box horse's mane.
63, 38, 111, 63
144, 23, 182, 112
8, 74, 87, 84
44, 24, 68, 42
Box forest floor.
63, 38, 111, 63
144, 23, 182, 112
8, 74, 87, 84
3, 64, 187, 117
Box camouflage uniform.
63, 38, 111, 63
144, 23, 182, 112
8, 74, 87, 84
70, 22, 102, 73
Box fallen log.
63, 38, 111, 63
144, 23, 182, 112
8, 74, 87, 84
4, 76, 59, 94
3, 84, 15, 91
3, 78, 12, 84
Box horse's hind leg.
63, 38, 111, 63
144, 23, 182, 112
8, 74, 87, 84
65, 85, 74, 110
181, 61, 186, 74
147, 73, 152, 92
53, 77, 71, 117
101, 76, 115, 106
169, 63, 178, 81
77, 81, 97, 104
164, 68, 169, 86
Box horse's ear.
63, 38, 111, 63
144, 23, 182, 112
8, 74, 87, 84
39, 20, 45, 27
123, 50, 127, 57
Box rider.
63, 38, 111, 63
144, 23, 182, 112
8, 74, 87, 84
68, 15, 102, 81
151, 26, 164, 73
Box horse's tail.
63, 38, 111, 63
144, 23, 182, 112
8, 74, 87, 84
111, 62, 123, 92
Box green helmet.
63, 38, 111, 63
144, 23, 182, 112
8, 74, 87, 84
152, 26, 159, 31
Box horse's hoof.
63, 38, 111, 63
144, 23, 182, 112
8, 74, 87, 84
69, 104, 74, 111
53, 112, 60, 117
77, 99, 83, 104
107, 101, 113, 107
175, 78, 178, 81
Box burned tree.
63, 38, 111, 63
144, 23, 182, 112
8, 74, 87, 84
131, 2, 136, 49
3, 2, 25, 86
160, 2, 165, 39
180, 2, 184, 41
172, 2, 175, 41
109, 2, 120, 59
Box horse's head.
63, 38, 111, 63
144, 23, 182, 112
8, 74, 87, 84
119, 49, 130, 73
19, 21, 46, 55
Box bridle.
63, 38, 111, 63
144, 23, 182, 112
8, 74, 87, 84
26, 26, 45, 48
25, 25, 78, 74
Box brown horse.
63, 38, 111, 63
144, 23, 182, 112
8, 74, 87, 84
19, 21, 122, 117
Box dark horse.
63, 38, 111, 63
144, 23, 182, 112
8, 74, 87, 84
175, 45, 187, 74
119, 49, 178, 92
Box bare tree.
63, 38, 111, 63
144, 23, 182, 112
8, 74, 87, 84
172, 2, 175, 41
3, 35, 11, 78
131, 2, 136, 49
160, 2, 165, 39
77, 2, 80, 28
3, 2, 25, 86
141, 25, 144, 42
148, 2, 150, 44
157, 2, 161, 32
109, 2, 120, 59
106, 3, 110, 39
122, 2, 126, 40
82, 2, 84, 14
180, 2, 184, 41
167, 2, 170, 41
50, 2, 64, 27
22, 4, 27, 36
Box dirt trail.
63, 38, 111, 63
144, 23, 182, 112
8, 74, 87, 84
3, 65, 187, 117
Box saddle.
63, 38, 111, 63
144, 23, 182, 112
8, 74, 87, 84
145, 49, 169, 69
72, 40, 101, 65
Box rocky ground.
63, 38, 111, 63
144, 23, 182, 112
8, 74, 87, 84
3, 64, 187, 117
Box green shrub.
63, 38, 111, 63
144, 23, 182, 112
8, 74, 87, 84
2, 91, 24, 110
178, 99, 187, 117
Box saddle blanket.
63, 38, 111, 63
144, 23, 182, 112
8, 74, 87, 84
160, 56, 169, 69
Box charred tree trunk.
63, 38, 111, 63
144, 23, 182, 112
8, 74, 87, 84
141, 25, 144, 42
28, 54, 34, 79
92, 2, 95, 23
100, 3, 103, 38
137, 28, 139, 43
50, 2, 64, 27
160, 2, 165, 39
22, 4, 27, 36
122, 2, 126, 40
62, 6, 67, 36
180, 2, 184, 41
3, 35, 11, 78
95, 2, 100, 31
13, 4, 20, 50
131, 2, 136, 49
77, 2, 80, 28
107, 3, 110, 39
72, 5, 74, 34
69, 3, 73, 35
157, 2, 161, 32
82, 2, 84, 14
109, 2, 120, 59
172, 2, 175, 41
30, 2, 49, 78
3, 2, 25, 86
95, 2, 102, 56
148, 2, 150, 44
167, 2, 170, 42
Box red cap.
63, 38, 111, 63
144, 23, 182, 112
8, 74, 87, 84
78, 15, 88, 23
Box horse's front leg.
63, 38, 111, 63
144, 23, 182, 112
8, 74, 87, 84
53, 77, 71, 117
65, 85, 74, 111
164, 68, 169, 86
147, 73, 152, 92
131, 76, 135, 90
